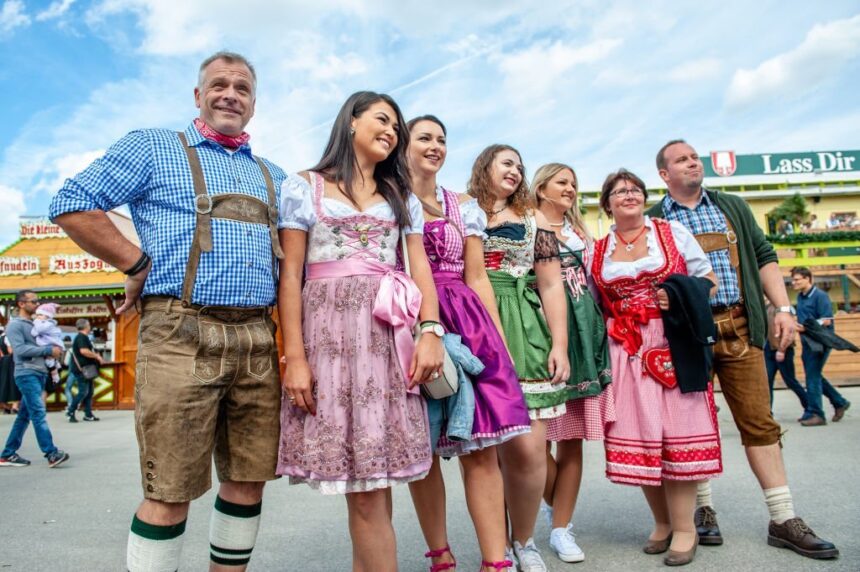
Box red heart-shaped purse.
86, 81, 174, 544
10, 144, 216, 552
642, 348, 677, 389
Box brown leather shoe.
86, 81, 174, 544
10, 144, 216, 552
768, 518, 839, 559
832, 401, 850, 422
800, 415, 826, 427
643, 533, 672, 554
694, 506, 723, 545
664, 534, 699, 566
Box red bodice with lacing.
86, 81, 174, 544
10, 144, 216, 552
592, 219, 687, 355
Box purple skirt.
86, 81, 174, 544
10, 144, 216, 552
434, 271, 531, 456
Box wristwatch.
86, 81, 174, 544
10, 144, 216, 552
775, 305, 796, 315
420, 321, 444, 338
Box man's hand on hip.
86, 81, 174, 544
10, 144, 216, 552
118, 263, 152, 315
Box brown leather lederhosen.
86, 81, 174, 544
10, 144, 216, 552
692, 216, 781, 446
176, 131, 284, 307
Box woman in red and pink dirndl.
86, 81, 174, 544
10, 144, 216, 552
591, 169, 721, 563
592, 217, 722, 487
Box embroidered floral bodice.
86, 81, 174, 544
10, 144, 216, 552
483, 213, 559, 277
278, 172, 424, 265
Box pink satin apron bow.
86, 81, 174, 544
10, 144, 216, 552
306, 259, 423, 393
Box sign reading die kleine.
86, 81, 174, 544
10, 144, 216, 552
19, 218, 67, 239
50, 254, 115, 274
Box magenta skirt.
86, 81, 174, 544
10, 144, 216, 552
433, 272, 531, 456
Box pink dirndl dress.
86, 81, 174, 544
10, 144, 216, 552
546, 228, 616, 442
276, 172, 431, 494
592, 218, 722, 486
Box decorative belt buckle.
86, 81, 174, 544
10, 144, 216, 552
726, 229, 738, 244
195, 194, 213, 215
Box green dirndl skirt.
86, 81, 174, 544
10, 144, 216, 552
565, 285, 612, 400
488, 270, 568, 420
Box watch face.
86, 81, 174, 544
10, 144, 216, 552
433, 324, 444, 337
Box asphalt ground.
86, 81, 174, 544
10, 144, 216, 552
1, 387, 858, 571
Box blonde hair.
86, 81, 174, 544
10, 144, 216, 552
532, 163, 591, 242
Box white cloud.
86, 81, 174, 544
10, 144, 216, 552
0, 0, 29, 35
39, 150, 105, 196
666, 57, 723, 83
726, 14, 860, 108
0, 184, 26, 248
36, 0, 75, 22
495, 38, 622, 102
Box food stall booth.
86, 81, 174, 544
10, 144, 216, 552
0, 214, 141, 410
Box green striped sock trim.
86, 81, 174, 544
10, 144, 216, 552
130, 515, 186, 541
210, 554, 252, 566
213, 496, 262, 518
210, 544, 253, 556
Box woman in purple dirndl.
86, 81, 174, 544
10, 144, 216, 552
406, 116, 529, 572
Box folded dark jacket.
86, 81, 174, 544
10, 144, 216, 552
800, 319, 859, 353
659, 274, 717, 393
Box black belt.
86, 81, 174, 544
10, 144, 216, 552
711, 303, 744, 317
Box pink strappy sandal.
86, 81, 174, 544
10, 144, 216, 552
480, 559, 513, 571
425, 545, 456, 571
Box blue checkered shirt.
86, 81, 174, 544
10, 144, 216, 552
50, 122, 286, 307
659, 190, 741, 307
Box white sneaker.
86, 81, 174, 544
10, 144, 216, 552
505, 546, 517, 569
549, 523, 585, 563
513, 538, 547, 572
539, 500, 553, 528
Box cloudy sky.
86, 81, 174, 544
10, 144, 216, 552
1, 0, 859, 247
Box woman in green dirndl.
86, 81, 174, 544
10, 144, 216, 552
468, 144, 570, 569
533, 163, 615, 564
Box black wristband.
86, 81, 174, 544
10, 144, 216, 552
124, 252, 151, 276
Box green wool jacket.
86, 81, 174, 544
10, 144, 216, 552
647, 188, 778, 348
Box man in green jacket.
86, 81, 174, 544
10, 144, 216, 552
647, 140, 838, 560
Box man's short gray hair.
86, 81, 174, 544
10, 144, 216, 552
76, 318, 91, 331
198, 51, 257, 90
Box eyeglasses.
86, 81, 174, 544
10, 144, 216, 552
609, 187, 644, 198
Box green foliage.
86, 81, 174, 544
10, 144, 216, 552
768, 192, 809, 226
767, 231, 860, 244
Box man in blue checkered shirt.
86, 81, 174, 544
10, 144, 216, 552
51, 51, 286, 572
647, 140, 838, 561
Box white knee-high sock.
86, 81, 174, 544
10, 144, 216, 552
209, 496, 262, 568
764, 486, 795, 524
127, 515, 186, 572
696, 480, 713, 509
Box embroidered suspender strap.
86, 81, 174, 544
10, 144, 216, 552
693, 217, 743, 301
253, 156, 285, 260
176, 133, 284, 307
178, 132, 212, 306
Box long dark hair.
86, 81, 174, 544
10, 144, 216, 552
312, 91, 412, 227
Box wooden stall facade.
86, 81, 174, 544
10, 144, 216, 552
0, 214, 140, 409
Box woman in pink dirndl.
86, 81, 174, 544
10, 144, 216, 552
591, 169, 721, 567
276, 92, 444, 571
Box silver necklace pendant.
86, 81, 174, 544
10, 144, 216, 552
625, 243, 635, 252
